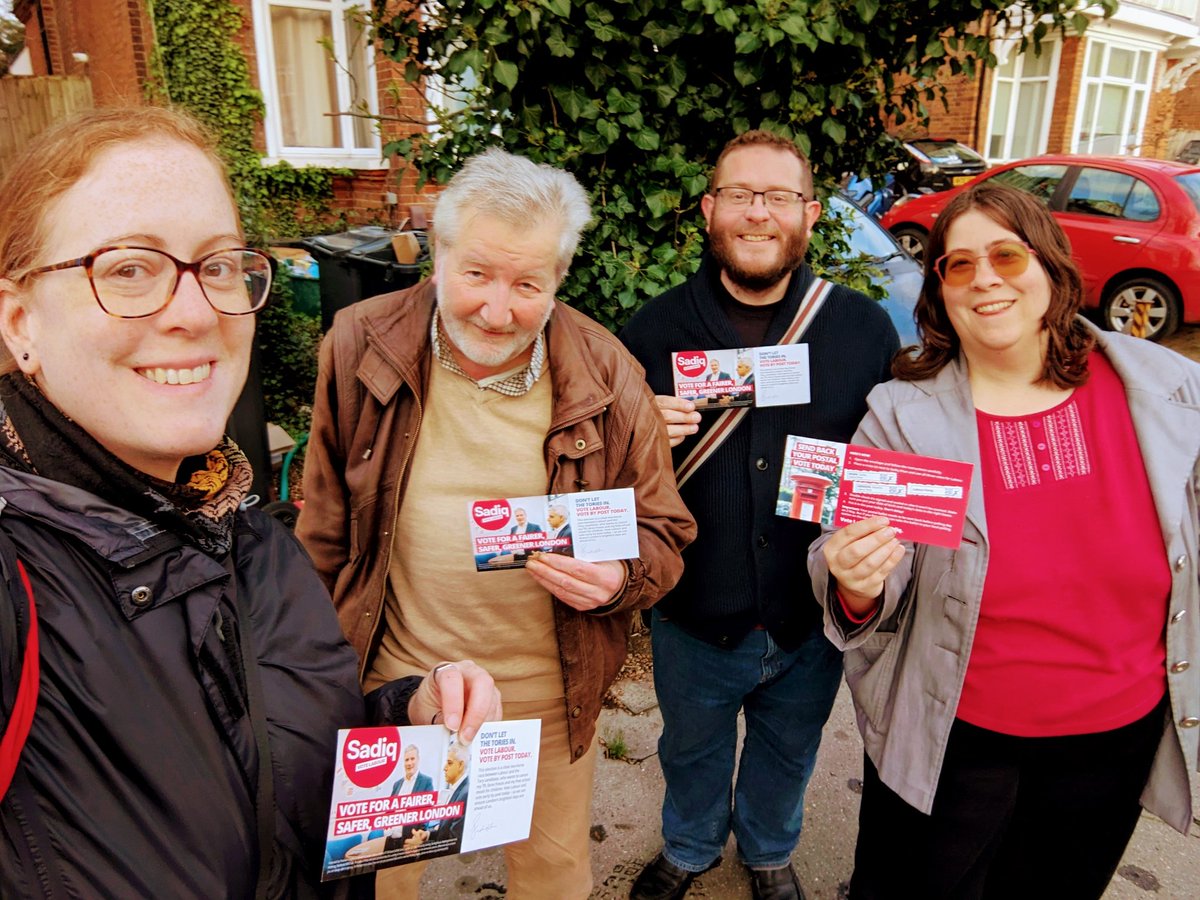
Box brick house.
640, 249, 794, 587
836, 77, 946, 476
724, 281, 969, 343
12, 0, 434, 227
912, 1, 1200, 163
14, 0, 1200, 220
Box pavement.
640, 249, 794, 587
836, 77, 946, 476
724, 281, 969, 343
411, 328, 1200, 899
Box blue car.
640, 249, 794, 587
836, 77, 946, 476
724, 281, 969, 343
826, 192, 922, 347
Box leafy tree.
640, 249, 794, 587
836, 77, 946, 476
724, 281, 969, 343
149, 0, 338, 438
373, 0, 1112, 330
0, 11, 24, 77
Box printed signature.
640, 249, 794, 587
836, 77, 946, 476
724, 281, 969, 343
469, 819, 501, 840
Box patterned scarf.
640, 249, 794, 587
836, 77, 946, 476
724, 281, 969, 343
0, 373, 251, 557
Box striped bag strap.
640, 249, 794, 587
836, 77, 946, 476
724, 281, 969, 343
674, 276, 834, 490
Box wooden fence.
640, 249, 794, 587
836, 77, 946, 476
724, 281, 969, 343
0, 76, 94, 178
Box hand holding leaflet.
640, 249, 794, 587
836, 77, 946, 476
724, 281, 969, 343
525, 555, 626, 611
821, 516, 907, 616
653, 394, 701, 447
405, 659, 502, 743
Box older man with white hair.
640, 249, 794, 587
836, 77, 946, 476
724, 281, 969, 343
299, 149, 695, 899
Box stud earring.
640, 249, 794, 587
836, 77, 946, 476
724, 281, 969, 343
21, 353, 29, 361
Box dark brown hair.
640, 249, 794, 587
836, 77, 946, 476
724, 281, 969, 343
711, 130, 814, 197
893, 182, 1094, 388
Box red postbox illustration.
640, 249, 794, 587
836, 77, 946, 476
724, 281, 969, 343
789, 473, 832, 523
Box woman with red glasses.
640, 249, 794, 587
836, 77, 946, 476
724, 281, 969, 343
0, 107, 499, 898
809, 182, 1200, 898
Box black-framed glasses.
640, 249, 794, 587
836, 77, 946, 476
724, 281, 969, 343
712, 187, 808, 209
23, 246, 274, 318
934, 241, 1037, 287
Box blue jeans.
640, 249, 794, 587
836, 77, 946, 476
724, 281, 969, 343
652, 609, 842, 871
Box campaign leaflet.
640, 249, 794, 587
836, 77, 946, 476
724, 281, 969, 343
321, 720, 541, 881
468, 488, 639, 572
775, 435, 973, 549
671, 346, 810, 411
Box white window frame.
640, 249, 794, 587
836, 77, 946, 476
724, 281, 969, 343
251, 0, 386, 168
985, 38, 1062, 163
1072, 35, 1157, 156
424, 69, 476, 135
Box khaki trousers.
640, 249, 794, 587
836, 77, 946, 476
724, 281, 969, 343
374, 696, 597, 900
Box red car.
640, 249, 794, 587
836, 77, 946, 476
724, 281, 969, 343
881, 155, 1200, 341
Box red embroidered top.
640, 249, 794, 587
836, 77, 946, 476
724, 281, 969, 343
956, 351, 1169, 736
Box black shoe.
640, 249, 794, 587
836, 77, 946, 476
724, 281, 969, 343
629, 853, 720, 900
748, 863, 806, 900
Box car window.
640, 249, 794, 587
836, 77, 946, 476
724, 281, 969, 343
1123, 179, 1160, 222
986, 165, 1068, 205
827, 195, 899, 259
908, 140, 985, 165
1176, 173, 1200, 213
1064, 168, 1158, 221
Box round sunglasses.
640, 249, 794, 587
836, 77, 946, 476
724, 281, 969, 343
934, 241, 1037, 287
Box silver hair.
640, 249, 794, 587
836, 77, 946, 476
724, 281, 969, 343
548, 503, 568, 518
435, 148, 592, 275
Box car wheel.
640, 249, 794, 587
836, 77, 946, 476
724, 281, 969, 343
891, 226, 928, 264
1100, 276, 1181, 342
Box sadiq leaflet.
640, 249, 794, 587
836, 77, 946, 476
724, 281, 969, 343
775, 435, 973, 549
671, 345, 810, 410
321, 720, 541, 880
468, 488, 639, 572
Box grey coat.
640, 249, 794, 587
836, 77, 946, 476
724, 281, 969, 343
808, 323, 1200, 833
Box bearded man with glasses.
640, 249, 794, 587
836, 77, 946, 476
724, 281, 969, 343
620, 130, 900, 900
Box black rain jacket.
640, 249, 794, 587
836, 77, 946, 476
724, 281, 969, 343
0, 465, 371, 898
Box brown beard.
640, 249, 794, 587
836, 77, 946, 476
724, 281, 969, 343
708, 226, 809, 293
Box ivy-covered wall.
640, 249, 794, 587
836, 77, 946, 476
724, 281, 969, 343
147, 0, 337, 437
148, 0, 352, 241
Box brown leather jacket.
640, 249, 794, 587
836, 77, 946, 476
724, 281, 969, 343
297, 280, 695, 757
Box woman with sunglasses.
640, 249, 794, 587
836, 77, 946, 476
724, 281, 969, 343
809, 182, 1200, 898
0, 107, 499, 897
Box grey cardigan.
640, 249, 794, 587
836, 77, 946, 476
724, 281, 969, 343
808, 322, 1200, 833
